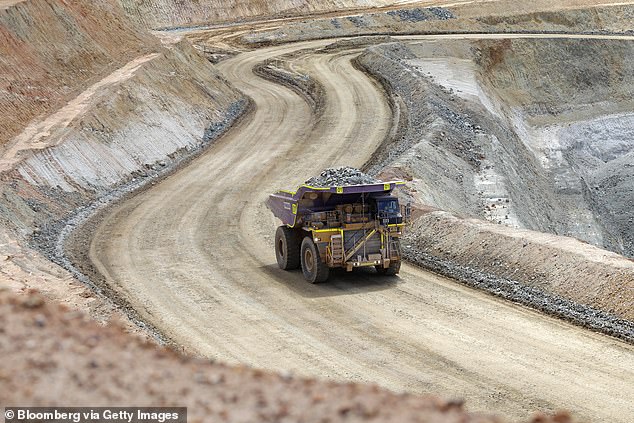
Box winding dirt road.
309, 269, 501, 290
89, 39, 634, 421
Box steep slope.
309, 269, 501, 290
355, 36, 634, 260
118, 0, 430, 29
351, 37, 634, 331
475, 38, 634, 257
0, 0, 158, 147
0, 0, 247, 319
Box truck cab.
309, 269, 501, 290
374, 195, 403, 225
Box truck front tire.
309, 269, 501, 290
275, 226, 301, 270
300, 237, 329, 283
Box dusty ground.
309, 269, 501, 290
5, 288, 553, 423
81, 39, 634, 422
2, 1, 634, 422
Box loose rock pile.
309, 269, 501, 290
386, 7, 455, 22
305, 167, 380, 187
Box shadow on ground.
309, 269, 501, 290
260, 264, 402, 298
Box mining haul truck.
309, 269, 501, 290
268, 181, 409, 283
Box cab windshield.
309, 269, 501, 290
377, 199, 399, 217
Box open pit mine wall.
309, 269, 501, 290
358, 38, 634, 259
475, 38, 634, 259
118, 0, 410, 29
355, 40, 634, 338
0, 0, 159, 146
0, 1, 247, 253
241, 3, 634, 45
357, 42, 563, 240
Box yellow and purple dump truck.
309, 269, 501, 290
268, 181, 409, 283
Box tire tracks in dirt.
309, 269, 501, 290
87, 39, 634, 421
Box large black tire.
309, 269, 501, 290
376, 260, 401, 276
300, 237, 329, 283
275, 226, 301, 270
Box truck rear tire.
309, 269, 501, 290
275, 226, 301, 270
300, 237, 329, 283
376, 260, 401, 276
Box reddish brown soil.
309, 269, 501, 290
0, 289, 574, 423
0, 0, 158, 146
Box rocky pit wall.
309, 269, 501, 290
0, 0, 159, 146
357, 38, 634, 258
356, 41, 556, 233
238, 3, 634, 46
117, 0, 435, 29
0, 0, 248, 319
353, 39, 634, 340
474, 38, 634, 259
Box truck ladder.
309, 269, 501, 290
344, 229, 377, 262
330, 234, 344, 265
388, 237, 401, 259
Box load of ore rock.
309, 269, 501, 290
305, 167, 380, 187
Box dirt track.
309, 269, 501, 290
88, 39, 634, 421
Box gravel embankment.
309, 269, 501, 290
240, 3, 634, 46
403, 211, 634, 343
253, 58, 326, 117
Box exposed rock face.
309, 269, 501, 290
0, 0, 248, 316
0, 0, 248, 237
356, 38, 634, 258
238, 2, 634, 47
354, 37, 634, 334
475, 38, 634, 258
1, 39, 248, 245
118, 0, 426, 29
0, 0, 159, 147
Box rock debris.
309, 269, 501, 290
305, 167, 381, 187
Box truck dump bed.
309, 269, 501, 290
268, 174, 408, 282
268, 181, 405, 228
